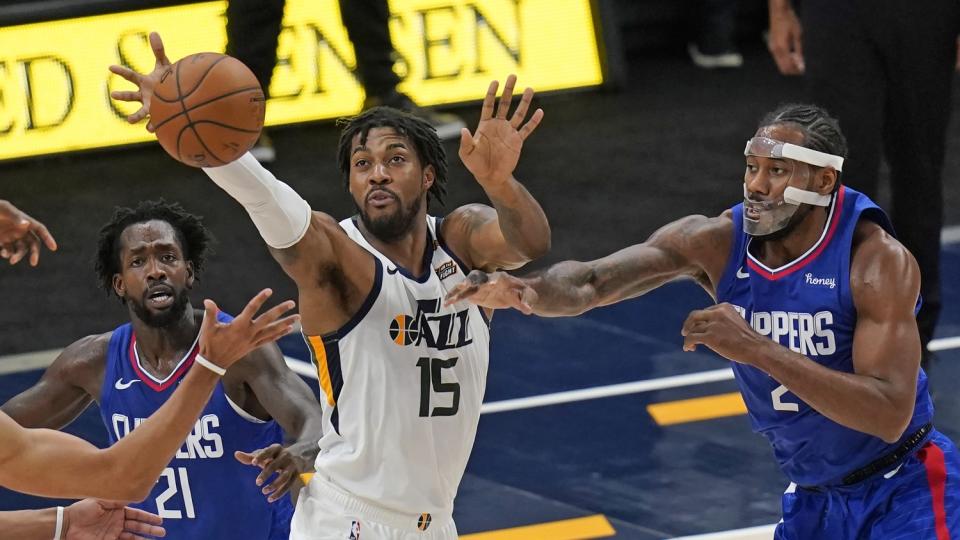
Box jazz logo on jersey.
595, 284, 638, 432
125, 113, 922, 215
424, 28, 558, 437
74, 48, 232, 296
435, 260, 457, 280
389, 298, 472, 350
349, 520, 360, 540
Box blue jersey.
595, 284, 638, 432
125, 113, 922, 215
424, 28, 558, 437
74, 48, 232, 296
99, 312, 293, 539
716, 186, 934, 487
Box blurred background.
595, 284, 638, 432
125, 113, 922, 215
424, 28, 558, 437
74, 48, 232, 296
0, 1, 958, 538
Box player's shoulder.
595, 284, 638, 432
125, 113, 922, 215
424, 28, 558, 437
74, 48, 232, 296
851, 219, 914, 268
849, 219, 919, 295
53, 331, 112, 379
658, 211, 734, 246
439, 203, 491, 237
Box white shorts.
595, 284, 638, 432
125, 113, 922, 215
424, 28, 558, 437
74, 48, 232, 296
290, 476, 458, 540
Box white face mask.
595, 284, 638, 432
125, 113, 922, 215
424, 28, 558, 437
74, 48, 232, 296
742, 137, 841, 237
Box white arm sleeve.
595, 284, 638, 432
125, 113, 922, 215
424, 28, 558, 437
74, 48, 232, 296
203, 153, 312, 249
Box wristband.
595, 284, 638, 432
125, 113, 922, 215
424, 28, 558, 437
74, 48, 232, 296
194, 354, 226, 376
53, 506, 64, 540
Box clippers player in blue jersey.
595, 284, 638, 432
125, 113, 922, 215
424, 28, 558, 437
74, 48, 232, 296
446, 103, 960, 539
2, 200, 325, 540
0, 200, 300, 539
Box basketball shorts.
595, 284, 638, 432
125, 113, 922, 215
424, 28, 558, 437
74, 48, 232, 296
289, 475, 458, 540
776, 430, 960, 539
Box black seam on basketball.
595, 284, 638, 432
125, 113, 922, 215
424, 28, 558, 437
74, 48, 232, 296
178, 55, 230, 101
187, 121, 228, 165
175, 59, 188, 125
175, 61, 226, 165
174, 122, 191, 164
152, 92, 180, 104
150, 86, 262, 132
186, 119, 261, 133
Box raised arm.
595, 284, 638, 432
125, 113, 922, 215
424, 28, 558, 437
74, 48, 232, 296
442, 75, 550, 271
446, 213, 733, 316
230, 344, 324, 503
0, 290, 298, 501
767, 0, 805, 75
109, 32, 372, 335
1, 334, 105, 430
681, 221, 921, 442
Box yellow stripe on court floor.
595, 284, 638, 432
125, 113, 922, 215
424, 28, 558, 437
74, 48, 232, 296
297, 474, 614, 539
647, 392, 747, 425
462, 515, 615, 540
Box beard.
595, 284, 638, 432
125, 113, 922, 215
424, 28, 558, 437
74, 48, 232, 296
129, 288, 191, 328
357, 192, 423, 243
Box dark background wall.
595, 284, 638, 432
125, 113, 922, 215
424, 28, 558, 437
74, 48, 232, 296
1, 0, 958, 356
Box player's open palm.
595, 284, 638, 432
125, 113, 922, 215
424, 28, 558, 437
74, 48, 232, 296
444, 270, 537, 314
64, 499, 165, 540
459, 74, 544, 187
108, 31, 172, 130
199, 289, 299, 371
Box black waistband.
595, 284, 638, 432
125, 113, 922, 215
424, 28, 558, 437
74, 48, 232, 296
801, 423, 932, 490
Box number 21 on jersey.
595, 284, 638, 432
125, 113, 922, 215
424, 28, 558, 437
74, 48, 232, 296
155, 467, 195, 519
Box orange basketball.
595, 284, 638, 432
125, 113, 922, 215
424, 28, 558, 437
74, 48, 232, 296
149, 53, 265, 168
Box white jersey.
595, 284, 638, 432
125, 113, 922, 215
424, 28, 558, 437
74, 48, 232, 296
303, 215, 491, 518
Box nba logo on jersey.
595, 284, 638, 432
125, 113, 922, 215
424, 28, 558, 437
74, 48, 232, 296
349, 520, 361, 539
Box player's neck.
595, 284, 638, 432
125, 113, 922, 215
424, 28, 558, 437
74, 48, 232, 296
753, 206, 830, 267
359, 214, 430, 276
130, 305, 200, 371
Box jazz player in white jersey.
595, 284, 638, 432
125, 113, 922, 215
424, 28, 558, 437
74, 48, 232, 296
110, 32, 551, 539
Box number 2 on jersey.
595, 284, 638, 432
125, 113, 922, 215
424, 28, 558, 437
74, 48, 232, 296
155, 467, 196, 519
416, 357, 460, 417
772, 384, 799, 412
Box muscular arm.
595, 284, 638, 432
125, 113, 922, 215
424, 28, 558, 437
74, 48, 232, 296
1, 334, 105, 429
204, 158, 374, 336
0, 508, 57, 539
0, 365, 222, 501
442, 181, 550, 272
230, 344, 324, 468
745, 222, 921, 442
518, 213, 731, 316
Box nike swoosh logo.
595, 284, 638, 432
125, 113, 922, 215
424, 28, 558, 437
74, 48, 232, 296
736, 267, 749, 279
114, 378, 140, 390
387, 266, 400, 274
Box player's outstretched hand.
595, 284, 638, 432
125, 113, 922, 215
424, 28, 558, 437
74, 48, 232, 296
199, 289, 299, 372
108, 31, 171, 131
235, 443, 305, 503
459, 74, 544, 187
64, 498, 165, 540
443, 270, 537, 314
0, 200, 57, 267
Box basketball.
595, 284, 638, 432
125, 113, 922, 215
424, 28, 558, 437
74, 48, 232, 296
149, 53, 265, 168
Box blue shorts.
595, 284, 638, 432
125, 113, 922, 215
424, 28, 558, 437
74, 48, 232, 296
776, 430, 960, 539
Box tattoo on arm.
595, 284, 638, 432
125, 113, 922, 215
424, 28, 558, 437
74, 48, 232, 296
526, 215, 725, 315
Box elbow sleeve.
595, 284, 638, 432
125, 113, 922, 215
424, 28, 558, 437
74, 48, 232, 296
203, 153, 312, 249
